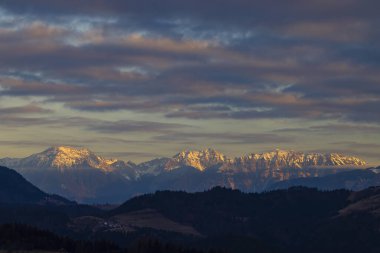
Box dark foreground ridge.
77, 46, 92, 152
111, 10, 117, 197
0, 223, 215, 253
1, 165, 380, 253
0, 166, 74, 205
111, 186, 380, 253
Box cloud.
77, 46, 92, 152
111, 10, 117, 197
274, 124, 380, 134
0, 136, 154, 149
2, 1, 378, 27
86, 120, 189, 134
0, 76, 86, 96
0, 103, 52, 114
0, 113, 191, 134
281, 20, 372, 42
0, 0, 378, 125
154, 132, 294, 145
330, 141, 380, 150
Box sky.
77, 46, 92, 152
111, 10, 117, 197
0, 0, 379, 164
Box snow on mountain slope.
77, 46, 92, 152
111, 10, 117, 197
0, 146, 138, 203
0, 146, 369, 203
0, 146, 133, 173
222, 149, 367, 173
134, 147, 368, 177
0, 147, 366, 174
135, 149, 227, 175
170, 148, 228, 171
136, 158, 172, 176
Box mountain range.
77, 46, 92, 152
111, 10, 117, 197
0, 146, 370, 203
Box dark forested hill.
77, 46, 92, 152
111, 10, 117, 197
0, 166, 73, 205
112, 187, 350, 236
0, 223, 222, 253
0, 166, 101, 232
1, 166, 380, 253
111, 186, 380, 253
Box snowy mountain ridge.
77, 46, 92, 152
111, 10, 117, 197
0, 146, 367, 173
0, 146, 128, 172
0, 146, 370, 203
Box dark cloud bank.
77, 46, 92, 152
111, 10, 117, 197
0, 1, 379, 162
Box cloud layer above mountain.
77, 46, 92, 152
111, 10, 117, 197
0, 1, 379, 163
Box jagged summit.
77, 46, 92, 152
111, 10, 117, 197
170, 148, 366, 172
0, 146, 370, 203
171, 148, 228, 171
36, 146, 118, 170
43, 146, 96, 166
1, 146, 122, 172
227, 149, 367, 172
0, 146, 367, 173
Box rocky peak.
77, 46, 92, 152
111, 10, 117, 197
229, 149, 367, 172
325, 153, 367, 166
13, 146, 121, 172
172, 148, 228, 171
38, 146, 99, 168
0, 146, 367, 175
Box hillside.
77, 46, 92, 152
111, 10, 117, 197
109, 187, 380, 253
0, 166, 72, 205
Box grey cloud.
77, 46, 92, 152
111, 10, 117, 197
0, 1, 379, 165
0, 116, 55, 127
274, 124, 380, 134
0, 140, 60, 148
2, 1, 378, 28
330, 141, 380, 150
154, 132, 294, 145
0, 77, 87, 97
86, 120, 189, 134
0, 0, 378, 124
0, 136, 152, 149
0, 104, 52, 114
0, 114, 191, 134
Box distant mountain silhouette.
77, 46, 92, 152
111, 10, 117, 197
1, 177, 380, 252
268, 167, 380, 191
0, 166, 73, 205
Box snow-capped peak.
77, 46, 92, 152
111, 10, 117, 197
9, 146, 122, 172
0, 146, 368, 176
44, 146, 93, 167
34, 146, 96, 168
171, 148, 228, 171
226, 149, 367, 172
